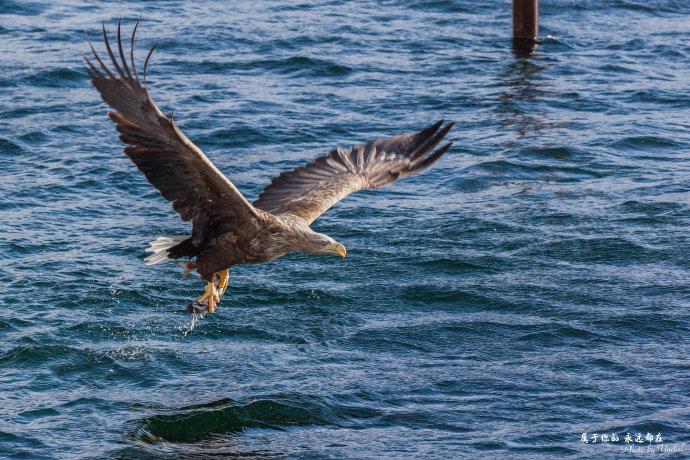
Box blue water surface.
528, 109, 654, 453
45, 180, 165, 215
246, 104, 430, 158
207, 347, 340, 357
1, 1, 689, 458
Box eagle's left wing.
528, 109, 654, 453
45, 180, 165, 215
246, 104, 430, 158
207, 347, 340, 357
253, 121, 454, 225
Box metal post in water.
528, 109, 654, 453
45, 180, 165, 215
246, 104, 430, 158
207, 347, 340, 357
512, 0, 538, 56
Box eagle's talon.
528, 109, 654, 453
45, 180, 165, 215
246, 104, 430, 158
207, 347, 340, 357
216, 269, 229, 296
196, 279, 219, 313
192, 270, 229, 314
207, 297, 217, 313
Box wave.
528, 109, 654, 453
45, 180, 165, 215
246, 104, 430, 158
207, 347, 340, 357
133, 395, 339, 442
189, 56, 353, 78
26, 67, 84, 88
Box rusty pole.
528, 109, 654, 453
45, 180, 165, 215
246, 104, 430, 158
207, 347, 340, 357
512, 0, 538, 56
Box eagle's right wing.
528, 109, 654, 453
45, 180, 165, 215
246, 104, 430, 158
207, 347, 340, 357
87, 20, 258, 244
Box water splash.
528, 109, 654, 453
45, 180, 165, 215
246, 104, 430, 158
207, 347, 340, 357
179, 312, 204, 337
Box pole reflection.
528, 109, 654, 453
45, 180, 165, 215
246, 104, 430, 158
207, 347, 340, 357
496, 55, 546, 139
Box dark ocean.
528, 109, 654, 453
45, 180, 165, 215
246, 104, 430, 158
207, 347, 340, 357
1, 1, 689, 458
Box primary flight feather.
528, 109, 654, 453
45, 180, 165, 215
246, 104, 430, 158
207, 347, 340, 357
87, 20, 454, 313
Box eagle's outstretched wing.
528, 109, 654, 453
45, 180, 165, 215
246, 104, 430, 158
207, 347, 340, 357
86, 21, 257, 244
253, 120, 454, 224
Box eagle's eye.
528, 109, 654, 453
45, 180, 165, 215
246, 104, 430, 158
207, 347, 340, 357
321, 240, 330, 247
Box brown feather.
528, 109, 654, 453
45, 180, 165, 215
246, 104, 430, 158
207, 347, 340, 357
88, 22, 258, 253
253, 121, 455, 224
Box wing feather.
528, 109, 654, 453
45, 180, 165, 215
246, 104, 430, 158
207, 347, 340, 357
253, 121, 454, 224
87, 20, 257, 246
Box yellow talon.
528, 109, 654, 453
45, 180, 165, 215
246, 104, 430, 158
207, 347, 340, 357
216, 269, 229, 296
195, 269, 229, 313
197, 279, 219, 313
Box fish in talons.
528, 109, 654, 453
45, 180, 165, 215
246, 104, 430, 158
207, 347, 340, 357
187, 269, 229, 314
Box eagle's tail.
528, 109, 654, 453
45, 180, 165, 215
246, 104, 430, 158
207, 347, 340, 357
144, 236, 189, 265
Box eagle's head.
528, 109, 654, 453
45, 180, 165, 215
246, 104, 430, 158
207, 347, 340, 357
300, 231, 347, 258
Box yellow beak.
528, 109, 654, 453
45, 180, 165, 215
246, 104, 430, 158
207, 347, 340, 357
330, 242, 347, 258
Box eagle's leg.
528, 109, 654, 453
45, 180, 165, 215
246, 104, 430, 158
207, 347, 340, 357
216, 269, 229, 296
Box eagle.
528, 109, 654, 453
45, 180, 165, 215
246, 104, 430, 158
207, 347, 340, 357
86, 21, 455, 313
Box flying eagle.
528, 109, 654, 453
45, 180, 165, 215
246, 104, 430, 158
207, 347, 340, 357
86, 21, 454, 313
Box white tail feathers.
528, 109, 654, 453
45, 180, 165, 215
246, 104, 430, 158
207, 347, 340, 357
144, 236, 188, 265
